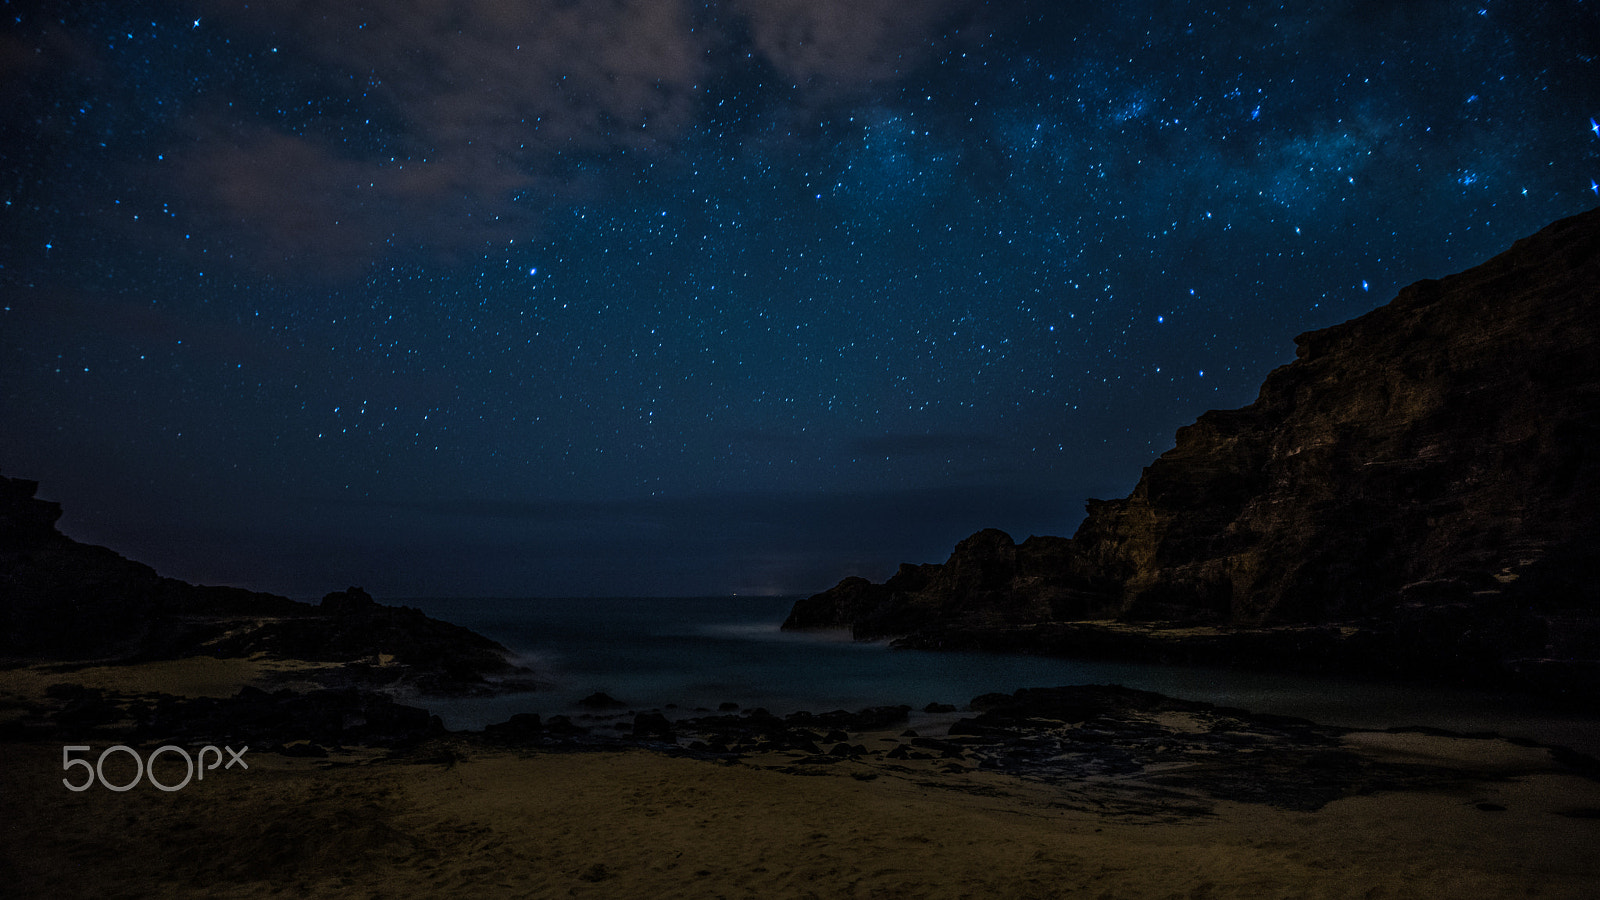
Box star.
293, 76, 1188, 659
5, 0, 1597, 598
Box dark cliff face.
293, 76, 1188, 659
786, 206, 1600, 687
1102, 206, 1600, 628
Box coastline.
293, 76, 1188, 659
5, 730, 1598, 899
4, 656, 1600, 898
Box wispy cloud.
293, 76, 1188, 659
164, 0, 975, 275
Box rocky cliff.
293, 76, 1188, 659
786, 206, 1600, 698
1, 473, 526, 692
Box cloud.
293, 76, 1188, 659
219, 0, 709, 153
180, 127, 384, 277
731, 0, 968, 90
179, 0, 712, 272
159, 0, 981, 276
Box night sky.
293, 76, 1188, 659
4, 1, 1598, 599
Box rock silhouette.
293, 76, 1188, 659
1, 474, 527, 693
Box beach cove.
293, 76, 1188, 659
3, 700, 1599, 899
4, 626, 1600, 899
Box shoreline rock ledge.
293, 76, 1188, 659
785, 205, 1600, 702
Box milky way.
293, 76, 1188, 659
3, 1, 1598, 597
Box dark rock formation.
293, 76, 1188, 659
2, 682, 445, 750
578, 691, 627, 709
927, 685, 1513, 812
320, 586, 381, 614
631, 711, 677, 742
0, 473, 529, 693
138, 685, 444, 750
1, 475, 304, 659
787, 530, 1083, 640
787, 206, 1600, 698
466, 686, 1600, 814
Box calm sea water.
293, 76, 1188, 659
405, 596, 1600, 754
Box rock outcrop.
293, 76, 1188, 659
0, 474, 527, 693
787, 206, 1600, 698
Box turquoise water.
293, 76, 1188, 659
405, 596, 1600, 754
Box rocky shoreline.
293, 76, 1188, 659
2, 473, 537, 696
9, 669, 1597, 818
468, 683, 1600, 815
9, 706, 1598, 900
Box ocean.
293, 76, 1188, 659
406, 596, 1600, 754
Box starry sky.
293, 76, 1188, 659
3, 0, 1598, 599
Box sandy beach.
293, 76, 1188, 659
3, 659, 1599, 899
